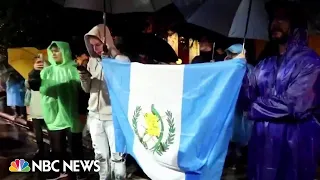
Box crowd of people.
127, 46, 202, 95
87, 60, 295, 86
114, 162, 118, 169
0, 1, 319, 180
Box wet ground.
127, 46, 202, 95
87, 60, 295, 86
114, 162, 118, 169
0, 118, 318, 180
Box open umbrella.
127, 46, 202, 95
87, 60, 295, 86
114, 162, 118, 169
7, 48, 47, 79
118, 33, 178, 63
53, 0, 171, 13
53, 0, 172, 55
173, 0, 269, 40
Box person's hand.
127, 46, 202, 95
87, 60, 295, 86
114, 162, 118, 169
77, 67, 87, 74
235, 53, 246, 62
108, 46, 120, 58
34, 59, 44, 70
176, 59, 182, 64
77, 65, 91, 77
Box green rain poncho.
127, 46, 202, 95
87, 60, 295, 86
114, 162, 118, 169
40, 41, 83, 133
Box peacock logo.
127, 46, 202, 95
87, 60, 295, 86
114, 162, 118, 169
9, 159, 31, 172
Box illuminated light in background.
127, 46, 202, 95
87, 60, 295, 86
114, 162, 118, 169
189, 39, 200, 63
167, 32, 178, 55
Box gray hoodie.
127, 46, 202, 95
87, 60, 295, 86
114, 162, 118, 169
81, 24, 129, 120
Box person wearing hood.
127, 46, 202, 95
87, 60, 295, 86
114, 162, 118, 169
32, 41, 85, 180
224, 44, 254, 171
27, 56, 49, 160
241, 3, 320, 180
6, 73, 26, 119
79, 24, 129, 180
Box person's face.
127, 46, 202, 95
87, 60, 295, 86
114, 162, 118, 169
89, 37, 104, 56
270, 9, 291, 44
200, 41, 212, 52
216, 48, 224, 55
224, 52, 243, 60
50, 47, 63, 63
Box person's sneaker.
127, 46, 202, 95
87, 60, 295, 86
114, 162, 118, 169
126, 164, 138, 178
46, 172, 68, 180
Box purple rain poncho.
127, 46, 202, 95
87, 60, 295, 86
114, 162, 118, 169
242, 28, 320, 180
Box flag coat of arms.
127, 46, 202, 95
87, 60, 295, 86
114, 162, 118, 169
102, 58, 246, 180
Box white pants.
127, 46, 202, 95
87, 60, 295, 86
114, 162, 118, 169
87, 115, 126, 180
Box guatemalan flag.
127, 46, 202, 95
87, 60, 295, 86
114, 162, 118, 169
102, 58, 246, 180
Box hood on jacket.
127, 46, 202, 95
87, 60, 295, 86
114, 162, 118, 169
47, 41, 75, 66
287, 28, 308, 47
84, 24, 116, 58
258, 28, 308, 59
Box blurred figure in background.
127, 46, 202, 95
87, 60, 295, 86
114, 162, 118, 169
214, 47, 227, 61
28, 56, 47, 160
0, 79, 6, 112
6, 73, 26, 119
191, 37, 214, 64
113, 17, 178, 64
74, 51, 90, 137
224, 44, 254, 172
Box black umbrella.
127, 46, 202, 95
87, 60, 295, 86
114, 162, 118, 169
117, 33, 178, 63
173, 0, 269, 40
52, 0, 171, 13
53, 0, 172, 54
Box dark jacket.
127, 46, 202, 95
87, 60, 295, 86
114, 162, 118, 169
28, 69, 41, 91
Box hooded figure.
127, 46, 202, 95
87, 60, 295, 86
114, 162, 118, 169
80, 24, 129, 180
40, 41, 82, 132
241, 5, 320, 179
39, 41, 86, 179
81, 24, 128, 120
6, 73, 26, 118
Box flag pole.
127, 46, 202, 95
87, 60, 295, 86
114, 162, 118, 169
242, 0, 253, 54
102, 0, 109, 55
212, 42, 215, 60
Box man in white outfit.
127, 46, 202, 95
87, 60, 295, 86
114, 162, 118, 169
79, 24, 130, 180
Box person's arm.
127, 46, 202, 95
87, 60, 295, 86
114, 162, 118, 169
115, 54, 130, 62
248, 59, 320, 121
79, 71, 91, 93
0, 81, 5, 92
28, 69, 42, 91
78, 57, 93, 93
237, 57, 259, 113
108, 46, 130, 62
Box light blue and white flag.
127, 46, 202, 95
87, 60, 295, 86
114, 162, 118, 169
102, 58, 246, 180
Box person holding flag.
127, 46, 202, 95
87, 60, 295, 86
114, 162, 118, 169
241, 2, 320, 179
224, 44, 254, 170
101, 39, 247, 179
79, 24, 129, 180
